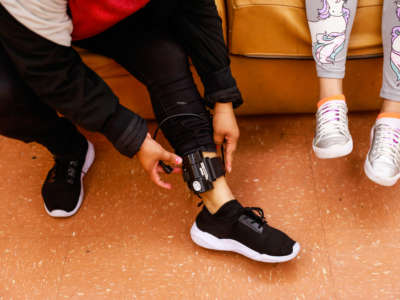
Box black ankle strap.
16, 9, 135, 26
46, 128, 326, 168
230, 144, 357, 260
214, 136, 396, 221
204, 157, 225, 181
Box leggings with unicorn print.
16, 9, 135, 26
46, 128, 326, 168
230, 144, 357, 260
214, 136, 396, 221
306, 0, 400, 102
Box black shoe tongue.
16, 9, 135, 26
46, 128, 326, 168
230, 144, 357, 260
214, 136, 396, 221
213, 200, 242, 218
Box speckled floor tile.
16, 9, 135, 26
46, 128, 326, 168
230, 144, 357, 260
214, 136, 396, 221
0, 139, 77, 238
71, 119, 319, 239
325, 229, 400, 299
0, 237, 70, 300
224, 119, 335, 299
1, 114, 400, 299
61, 118, 334, 300
58, 236, 132, 299
68, 128, 195, 239
239, 114, 314, 137
231, 122, 319, 234
58, 232, 333, 300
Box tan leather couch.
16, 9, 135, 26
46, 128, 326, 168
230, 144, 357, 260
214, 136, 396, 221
78, 0, 384, 118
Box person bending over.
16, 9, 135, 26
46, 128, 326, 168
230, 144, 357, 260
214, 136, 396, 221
0, 0, 300, 263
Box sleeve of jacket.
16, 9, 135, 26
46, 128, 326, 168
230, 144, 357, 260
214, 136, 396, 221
172, 0, 243, 109
0, 4, 147, 157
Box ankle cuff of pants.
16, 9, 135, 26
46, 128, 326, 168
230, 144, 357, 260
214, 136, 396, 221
51, 131, 88, 159
380, 90, 400, 103
316, 64, 345, 79
38, 119, 86, 158
102, 105, 148, 157
317, 72, 345, 79
204, 86, 243, 109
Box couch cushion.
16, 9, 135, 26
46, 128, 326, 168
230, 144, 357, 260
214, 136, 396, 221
227, 0, 382, 58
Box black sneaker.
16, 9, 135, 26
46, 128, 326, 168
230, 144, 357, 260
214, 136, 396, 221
190, 200, 300, 263
41, 140, 95, 218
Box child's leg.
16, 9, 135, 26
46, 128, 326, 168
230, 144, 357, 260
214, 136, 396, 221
319, 78, 343, 100
364, 0, 400, 186
306, 0, 358, 159
306, 0, 358, 81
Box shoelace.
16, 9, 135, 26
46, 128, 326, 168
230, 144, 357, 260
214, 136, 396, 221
370, 123, 400, 166
315, 102, 349, 142
198, 202, 268, 230
49, 159, 80, 185
242, 207, 268, 229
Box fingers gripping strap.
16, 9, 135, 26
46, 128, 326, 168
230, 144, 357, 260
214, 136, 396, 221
153, 113, 226, 195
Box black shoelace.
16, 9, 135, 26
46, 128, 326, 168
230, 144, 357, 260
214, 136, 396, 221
242, 207, 268, 230
48, 159, 80, 185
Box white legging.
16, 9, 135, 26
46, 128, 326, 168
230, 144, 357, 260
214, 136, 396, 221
306, 0, 400, 102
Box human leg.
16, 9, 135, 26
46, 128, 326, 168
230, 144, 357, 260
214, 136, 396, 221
74, 6, 300, 261
364, 0, 400, 186
101, 17, 299, 262
0, 44, 94, 217
306, 0, 358, 158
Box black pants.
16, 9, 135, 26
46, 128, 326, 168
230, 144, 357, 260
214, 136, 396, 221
0, 3, 216, 157
0, 45, 87, 157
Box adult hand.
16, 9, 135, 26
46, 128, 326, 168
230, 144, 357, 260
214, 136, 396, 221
137, 133, 182, 189
213, 102, 240, 173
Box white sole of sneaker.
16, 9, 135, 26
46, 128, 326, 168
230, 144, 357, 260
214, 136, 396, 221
312, 138, 353, 159
45, 141, 95, 218
190, 222, 300, 263
364, 156, 400, 187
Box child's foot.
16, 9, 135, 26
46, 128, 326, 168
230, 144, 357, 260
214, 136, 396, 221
42, 139, 95, 217
313, 95, 353, 159
364, 115, 400, 186
190, 200, 300, 263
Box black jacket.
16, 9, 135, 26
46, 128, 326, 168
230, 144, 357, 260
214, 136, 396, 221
0, 0, 242, 157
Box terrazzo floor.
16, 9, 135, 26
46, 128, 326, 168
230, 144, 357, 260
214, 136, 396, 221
0, 113, 399, 300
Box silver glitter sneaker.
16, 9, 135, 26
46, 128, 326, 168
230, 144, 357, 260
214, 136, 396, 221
364, 119, 400, 186
313, 100, 353, 159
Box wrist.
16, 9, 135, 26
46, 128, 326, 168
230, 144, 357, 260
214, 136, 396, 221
138, 133, 151, 153
214, 102, 234, 113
